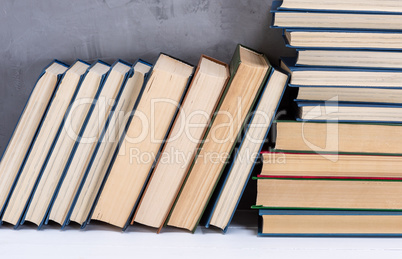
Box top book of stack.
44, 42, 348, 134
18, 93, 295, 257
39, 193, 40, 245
271, 1, 402, 51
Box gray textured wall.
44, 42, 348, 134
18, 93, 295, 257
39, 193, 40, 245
0, 0, 298, 212
0, 0, 296, 155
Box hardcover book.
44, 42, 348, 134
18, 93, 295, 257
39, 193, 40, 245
133, 55, 229, 231
295, 50, 402, 70
255, 177, 402, 210
296, 101, 402, 123
271, 1, 402, 31
22, 61, 110, 227
48, 60, 132, 227
91, 54, 194, 229
204, 68, 289, 232
0, 60, 68, 223
274, 120, 402, 155
257, 209, 402, 237
295, 86, 402, 104
261, 151, 402, 179
277, 0, 402, 13
283, 29, 402, 51
69, 60, 152, 227
2, 60, 90, 226
281, 57, 402, 89
166, 45, 271, 232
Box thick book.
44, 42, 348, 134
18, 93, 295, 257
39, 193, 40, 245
276, 0, 402, 13
261, 151, 402, 179
132, 55, 229, 231
48, 60, 132, 227
22, 61, 110, 228
0, 60, 68, 223
295, 50, 402, 70
296, 101, 402, 123
283, 29, 402, 51
68, 60, 152, 228
90, 54, 194, 229
257, 209, 402, 237
2, 60, 90, 226
271, 2, 402, 31
204, 68, 289, 232
166, 45, 271, 232
281, 57, 402, 89
255, 177, 402, 211
274, 120, 402, 155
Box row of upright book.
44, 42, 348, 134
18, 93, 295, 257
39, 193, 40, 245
254, 1, 402, 237
0, 44, 289, 233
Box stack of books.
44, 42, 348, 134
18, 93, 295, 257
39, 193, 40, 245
254, 0, 402, 237
0, 44, 289, 233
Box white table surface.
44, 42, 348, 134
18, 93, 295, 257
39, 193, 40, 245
1, 210, 402, 259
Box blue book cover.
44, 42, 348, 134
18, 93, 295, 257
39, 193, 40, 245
296, 100, 402, 108
203, 67, 289, 233
296, 100, 402, 124
41, 60, 111, 228
276, 1, 402, 15
294, 49, 402, 70
271, 1, 402, 31
82, 59, 153, 230
281, 57, 402, 89
15, 60, 91, 228
258, 209, 402, 237
0, 60, 69, 224
283, 28, 402, 51
282, 56, 402, 72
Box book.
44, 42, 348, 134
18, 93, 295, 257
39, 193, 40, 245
274, 120, 402, 154
1, 60, 89, 226
91, 54, 193, 229
281, 58, 402, 88
258, 209, 402, 237
276, 0, 402, 13
22, 61, 110, 227
0, 60, 68, 222
297, 101, 402, 123
296, 86, 402, 104
204, 68, 289, 232
132, 55, 229, 231
166, 45, 271, 232
254, 177, 402, 210
296, 50, 402, 69
284, 29, 402, 51
272, 7, 402, 31
69, 60, 152, 227
48, 60, 132, 226
261, 151, 402, 178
